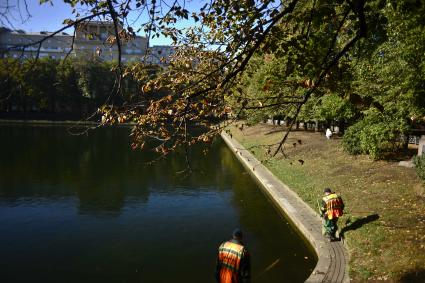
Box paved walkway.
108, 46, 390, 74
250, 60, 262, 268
221, 132, 349, 283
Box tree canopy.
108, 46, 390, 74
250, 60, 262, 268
2, 0, 425, 158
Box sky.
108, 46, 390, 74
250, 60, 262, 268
3, 0, 204, 46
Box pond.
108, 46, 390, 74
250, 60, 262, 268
0, 125, 315, 282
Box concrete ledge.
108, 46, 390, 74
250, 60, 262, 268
221, 132, 349, 283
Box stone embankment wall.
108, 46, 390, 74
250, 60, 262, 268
221, 132, 349, 283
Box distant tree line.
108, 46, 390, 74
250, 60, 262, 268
0, 57, 158, 120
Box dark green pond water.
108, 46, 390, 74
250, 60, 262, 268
0, 125, 315, 282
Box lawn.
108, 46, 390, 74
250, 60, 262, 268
227, 123, 425, 282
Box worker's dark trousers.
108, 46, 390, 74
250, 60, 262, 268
324, 217, 338, 237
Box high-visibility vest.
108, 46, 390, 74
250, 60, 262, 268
217, 241, 247, 283
322, 193, 344, 219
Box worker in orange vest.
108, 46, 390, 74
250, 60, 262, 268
215, 228, 251, 283
320, 188, 345, 241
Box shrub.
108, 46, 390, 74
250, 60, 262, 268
342, 119, 364, 155
358, 121, 398, 160
342, 112, 408, 160
414, 155, 425, 182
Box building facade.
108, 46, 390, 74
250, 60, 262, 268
0, 28, 73, 60
144, 45, 176, 66
73, 21, 148, 62
0, 21, 148, 62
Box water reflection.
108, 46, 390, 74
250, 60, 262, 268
0, 125, 315, 282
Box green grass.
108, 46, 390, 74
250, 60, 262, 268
228, 123, 425, 282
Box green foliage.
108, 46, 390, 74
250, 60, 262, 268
235, 0, 425, 159
413, 154, 425, 182
73, 59, 116, 101
0, 58, 151, 116
240, 55, 303, 124
343, 111, 409, 160
339, 1, 425, 159
341, 120, 363, 155
315, 94, 356, 122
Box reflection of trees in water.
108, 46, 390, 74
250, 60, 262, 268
169, 138, 242, 190
0, 126, 151, 214
76, 183, 126, 216
0, 127, 240, 214
1, 126, 302, 218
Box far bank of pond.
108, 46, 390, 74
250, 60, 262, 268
0, 124, 315, 283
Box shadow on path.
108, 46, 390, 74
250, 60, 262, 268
399, 268, 425, 283
340, 214, 380, 237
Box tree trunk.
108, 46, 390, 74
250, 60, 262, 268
314, 119, 319, 132
402, 134, 409, 153
338, 120, 345, 134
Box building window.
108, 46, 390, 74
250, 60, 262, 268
100, 32, 107, 40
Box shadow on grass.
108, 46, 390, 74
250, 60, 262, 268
264, 128, 318, 135
265, 128, 287, 135
340, 214, 380, 237
399, 268, 425, 283
382, 148, 417, 162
